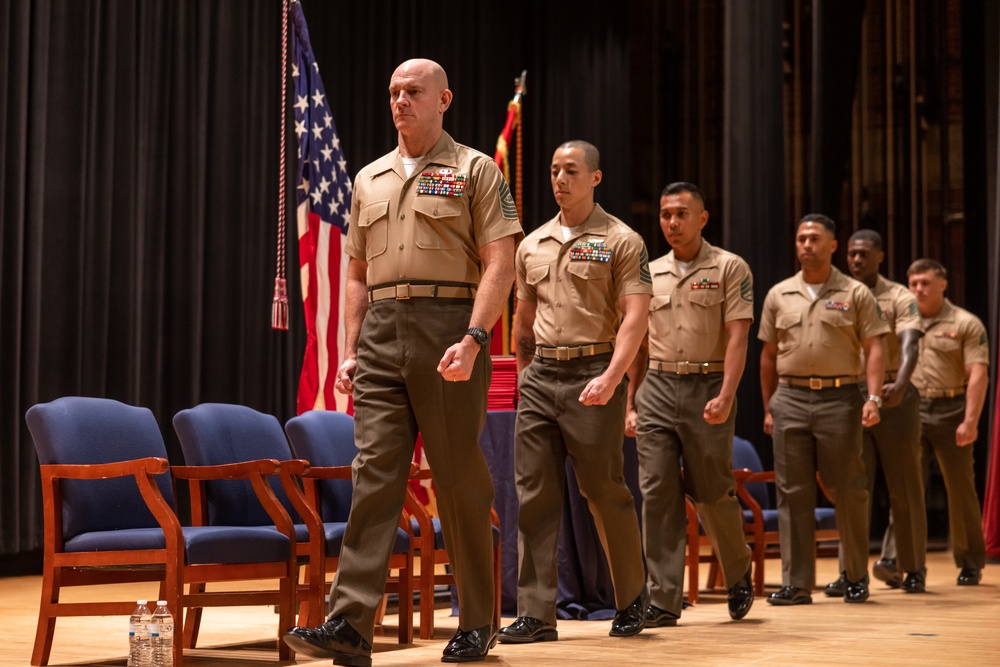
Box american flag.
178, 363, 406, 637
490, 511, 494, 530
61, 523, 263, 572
291, 1, 352, 414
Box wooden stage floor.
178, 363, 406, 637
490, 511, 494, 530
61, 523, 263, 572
3, 550, 997, 667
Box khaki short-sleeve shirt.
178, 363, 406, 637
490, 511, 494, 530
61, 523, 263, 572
345, 132, 523, 286
646, 240, 754, 362
866, 274, 922, 372
910, 299, 990, 391
515, 204, 652, 346
758, 267, 890, 377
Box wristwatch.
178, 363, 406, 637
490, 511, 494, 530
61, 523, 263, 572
866, 394, 883, 408
465, 327, 489, 348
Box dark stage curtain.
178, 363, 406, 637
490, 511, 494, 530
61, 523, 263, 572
0, 0, 636, 567
0, 0, 300, 564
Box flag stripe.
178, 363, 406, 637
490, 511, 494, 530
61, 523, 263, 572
291, 2, 352, 415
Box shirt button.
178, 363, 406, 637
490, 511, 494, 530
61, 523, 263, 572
400, 213, 406, 220
677, 325, 682, 330
398, 244, 404, 250
557, 327, 563, 333
556, 302, 562, 307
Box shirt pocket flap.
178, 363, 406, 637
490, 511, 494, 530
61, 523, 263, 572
526, 264, 550, 285
651, 294, 672, 310
359, 200, 389, 226
688, 288, 725, 307
412, 196, 463, 219
776, 312, 802, 329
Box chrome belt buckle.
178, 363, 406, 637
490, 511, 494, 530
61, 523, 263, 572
809, 377, 823, 390
395, 284, 410, 300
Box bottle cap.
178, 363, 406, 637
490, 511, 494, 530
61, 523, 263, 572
137, 600, 148, 604
157, 600, 167, 605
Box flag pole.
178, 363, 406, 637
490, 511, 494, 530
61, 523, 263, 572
272, 0, 291, 330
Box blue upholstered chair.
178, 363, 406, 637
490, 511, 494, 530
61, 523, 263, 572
173, 404, 413, 644
25, 397, 297, 667
731, 436, 839, 594
284, 410, 482, 641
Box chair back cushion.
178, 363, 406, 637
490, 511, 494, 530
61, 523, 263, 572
284, 410, 357, 523
732, 436, 770, 510
25, 397, 175, 539
172, 403, 298, 526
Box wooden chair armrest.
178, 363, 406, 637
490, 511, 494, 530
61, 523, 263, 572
171, 459, 280, 479
279, 459, 324, 534
174, 459, 295, 538
39, 458, 182, 552
295, 464, 353, 481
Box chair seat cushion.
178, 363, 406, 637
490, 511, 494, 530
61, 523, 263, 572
815, 507, 837, 530
410, 517, 500, 549
743, 508, 837, 532
290, 523, 410, 555
65, 526, 293, 564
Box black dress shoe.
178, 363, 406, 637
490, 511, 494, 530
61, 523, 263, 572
902, 569, 926, 593
441, 625, 497, 663
727, 566, 754, 620
609, 586, 649, 637
844, 575, 870, 603
283, 616, 372, 667
645, 605, 678, 628
957, 567, 982, 586
766, 586, 811, 606
824, 573, 847, 597
498, 616, 558, 644
873, 558, 902, 588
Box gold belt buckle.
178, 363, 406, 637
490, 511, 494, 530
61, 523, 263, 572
809, 377, 823, 390
395, 284, 410, 300
676, 361, 690, 375
556, 346, 571, 361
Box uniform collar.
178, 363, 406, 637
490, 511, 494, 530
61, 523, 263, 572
788, 265, 851, 297
542, 203, 611, 244
368, 131, 460, 180
871, 273, 890, 296
924, 298, 957, 327
655, 238, 714, 276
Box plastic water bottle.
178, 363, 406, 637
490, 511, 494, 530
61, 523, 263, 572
149, 600, 174, 666
128, 600, 151, 667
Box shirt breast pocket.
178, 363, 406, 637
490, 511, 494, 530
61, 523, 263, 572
412, 196, 465, 250
358, 200, 389, 260
687, 288, 724, 333
927, 334, 962, 354
525, 264, 550, 307
818, 308, 854, 347
776, 312, 803, 355
567, 260, 611, 307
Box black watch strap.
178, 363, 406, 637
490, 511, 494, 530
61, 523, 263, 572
466, 327, 489, 347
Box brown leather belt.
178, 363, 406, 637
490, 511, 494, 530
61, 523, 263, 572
535, 342, 614, 361
369, 283, 476, 303
922, 387, 965, 399
857, 370, 898, 383
780, 375, 858, 390
649, 360, 725, 375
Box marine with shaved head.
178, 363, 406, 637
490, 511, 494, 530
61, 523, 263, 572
284, 58, 522, 666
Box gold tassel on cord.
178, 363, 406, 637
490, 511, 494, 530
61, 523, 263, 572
272, 277, 288, 330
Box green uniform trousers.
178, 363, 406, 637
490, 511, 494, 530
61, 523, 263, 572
635, 371, 752, 616
841, 382, 926, 573
514, 353, 645, 625
920, 396, 986, 569
770, 384, 870, 588
329, 298, 496, 641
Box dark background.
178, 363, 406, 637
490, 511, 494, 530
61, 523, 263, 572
2, 0, 997, 570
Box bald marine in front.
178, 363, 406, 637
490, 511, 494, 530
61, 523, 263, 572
284, 57, 522, 666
